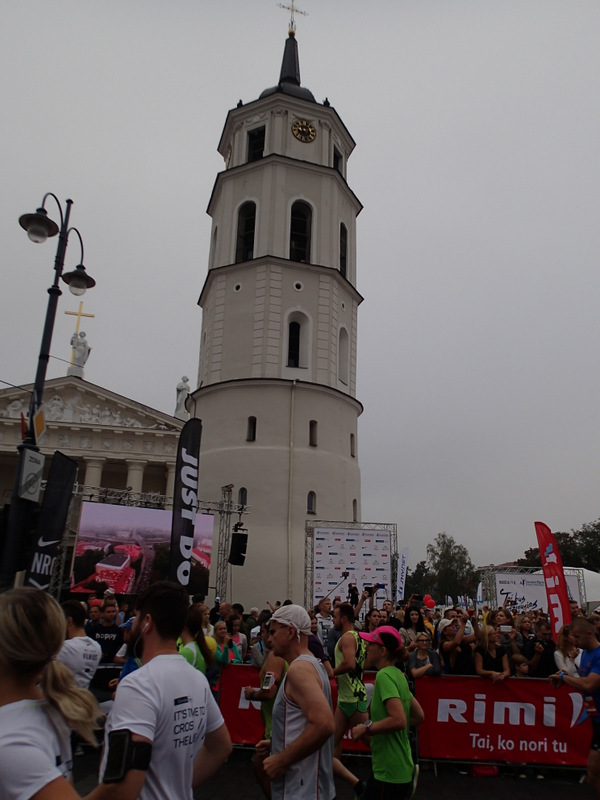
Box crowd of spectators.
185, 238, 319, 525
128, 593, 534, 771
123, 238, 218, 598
42, 585, 600, 770
75, 586, 600, 703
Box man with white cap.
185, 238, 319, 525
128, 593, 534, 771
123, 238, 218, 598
256, 604, 335, 800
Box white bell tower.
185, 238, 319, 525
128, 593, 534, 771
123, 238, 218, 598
189, 31, 363, 604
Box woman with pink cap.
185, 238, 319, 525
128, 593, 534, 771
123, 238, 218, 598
351, 625, 424, 800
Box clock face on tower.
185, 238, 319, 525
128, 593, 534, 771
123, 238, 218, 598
291, 118, 317, 143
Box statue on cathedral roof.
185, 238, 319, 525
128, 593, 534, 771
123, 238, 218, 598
67, 331, 91, 379
174, 376, 190, 421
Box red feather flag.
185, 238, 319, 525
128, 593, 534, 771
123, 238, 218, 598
534, 521, 572, 640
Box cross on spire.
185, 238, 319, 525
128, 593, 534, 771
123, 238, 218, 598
277, 1, 308, 36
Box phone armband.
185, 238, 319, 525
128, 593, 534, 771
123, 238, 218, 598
103, 729, 152, 783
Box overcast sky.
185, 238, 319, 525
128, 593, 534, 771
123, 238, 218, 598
2, 1, 600, 574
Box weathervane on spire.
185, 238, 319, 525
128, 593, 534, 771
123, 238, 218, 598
277, 1, 308, 36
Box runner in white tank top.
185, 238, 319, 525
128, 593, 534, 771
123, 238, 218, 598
257, 605, 335, 800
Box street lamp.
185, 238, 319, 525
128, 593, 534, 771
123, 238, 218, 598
0, 194, 96, 591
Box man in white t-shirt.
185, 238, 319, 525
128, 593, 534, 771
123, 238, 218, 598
84, 581, 231, 800
58, 600, 102, 689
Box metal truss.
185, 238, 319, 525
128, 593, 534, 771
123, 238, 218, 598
479, 565, 586, 609
214, 485, 248, 601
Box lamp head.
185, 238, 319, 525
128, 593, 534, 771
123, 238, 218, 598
62, 264, 96, 296
19, 207, 59, 243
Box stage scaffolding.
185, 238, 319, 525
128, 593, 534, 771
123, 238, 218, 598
304, 520, 398, 610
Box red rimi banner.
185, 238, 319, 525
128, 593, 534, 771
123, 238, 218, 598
534, 521, 572, 639
218, 665, 373, 751
416, 675, 590, 766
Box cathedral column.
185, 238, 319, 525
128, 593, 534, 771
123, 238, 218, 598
165, 463, 176, 509
83, 458, 105, 500
125, 460, 147, 495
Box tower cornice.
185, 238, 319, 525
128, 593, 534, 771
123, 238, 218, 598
189, 377, 364, 416
197, 255, 364, 309
206, 152, 363, 218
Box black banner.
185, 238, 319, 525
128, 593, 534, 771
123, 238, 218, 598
169, 418, 203, 588
24, 450, 78, 591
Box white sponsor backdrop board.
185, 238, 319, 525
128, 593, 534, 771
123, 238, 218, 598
313, 527, 392, 605
495, 572, 581, 613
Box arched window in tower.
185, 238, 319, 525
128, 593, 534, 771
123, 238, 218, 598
309, 420, 318, 447
238, 487, 248, 506
350, 433, 355, 457
290, 201, 312, 263
236, 202, 256, 263
339, 223, 347, 278
288, 321, 300, 368
352, 499, 358, 522
286, 311, 310, 369
338, 327, 349, 386
307, 491, 317, 515
246, 416, 257, 442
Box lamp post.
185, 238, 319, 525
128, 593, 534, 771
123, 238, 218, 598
0, 194, 96, 591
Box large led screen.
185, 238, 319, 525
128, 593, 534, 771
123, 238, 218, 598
72, 502, 214, 595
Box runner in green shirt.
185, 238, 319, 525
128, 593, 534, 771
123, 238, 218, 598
352, 625, 424, 800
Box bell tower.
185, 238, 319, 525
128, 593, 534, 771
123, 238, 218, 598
190, 30, 363, 603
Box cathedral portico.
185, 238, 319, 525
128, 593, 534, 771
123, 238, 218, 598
0, 377, 183, 512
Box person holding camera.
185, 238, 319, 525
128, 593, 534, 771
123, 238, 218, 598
491, 607, 523, 658
438, 613, 478, 676
523, 620, 556, 677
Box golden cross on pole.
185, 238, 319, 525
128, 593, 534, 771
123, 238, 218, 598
277, 1, 308, 35
65, 301, 95, 366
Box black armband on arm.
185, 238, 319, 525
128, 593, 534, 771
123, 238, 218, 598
103, 729, 152, 783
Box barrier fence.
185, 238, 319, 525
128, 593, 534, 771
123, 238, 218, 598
218, 666, 591, 766
415, 675, 590, 766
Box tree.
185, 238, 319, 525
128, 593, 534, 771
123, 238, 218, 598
426, 532, 479, 603
404, 560, 431, 599
518, 520, 600, 572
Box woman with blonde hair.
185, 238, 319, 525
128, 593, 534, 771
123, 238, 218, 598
554, 623, 581, 677
474, 625, 510, 682
0, 588, 102, 800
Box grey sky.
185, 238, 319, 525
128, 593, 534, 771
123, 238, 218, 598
2, 1, 600, 574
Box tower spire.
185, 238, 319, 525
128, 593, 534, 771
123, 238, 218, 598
277, 1, 308, 37
279, 27, 301, 87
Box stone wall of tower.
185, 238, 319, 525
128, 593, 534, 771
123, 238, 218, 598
197, 258, 360, 395
207, 156, 360, 283
188, 380, 361, 603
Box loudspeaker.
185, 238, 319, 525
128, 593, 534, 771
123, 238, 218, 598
228, 531, 248, 566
